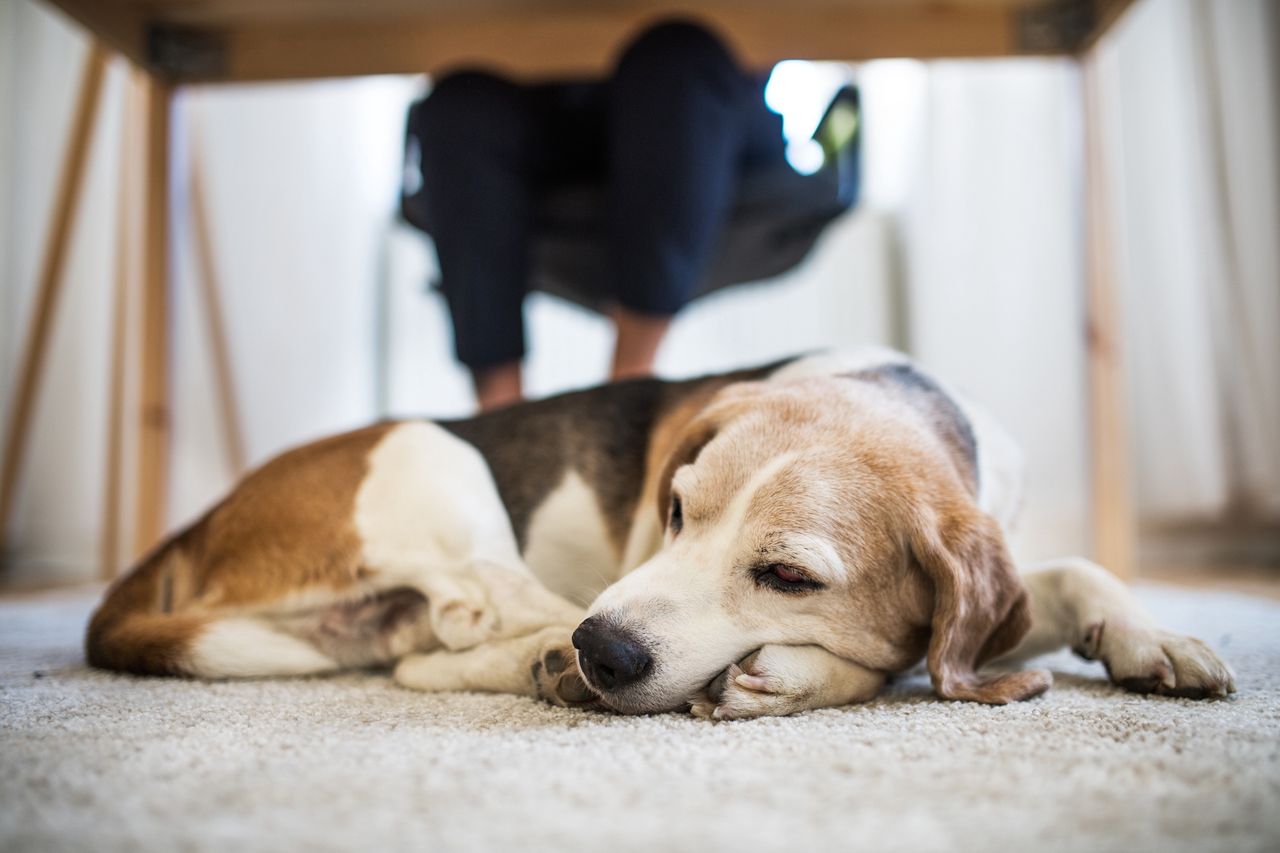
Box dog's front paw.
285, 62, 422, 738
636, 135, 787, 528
531, 640, 606, 711
1083, 620, 1236, 699
689, 649, 812, 721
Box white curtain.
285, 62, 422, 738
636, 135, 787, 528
856, 57, 1092, 560
1095, 0, 1280, 522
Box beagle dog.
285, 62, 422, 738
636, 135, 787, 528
87, 348, 1235, 718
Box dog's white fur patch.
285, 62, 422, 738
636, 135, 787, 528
522, 469, 619, 606
188, 618, 338, 678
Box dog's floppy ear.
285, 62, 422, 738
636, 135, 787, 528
910, 502, 1051, 704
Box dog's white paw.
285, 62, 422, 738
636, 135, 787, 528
689, 649, 813, 721
1081, 620, 1236, 699
430, 598, 500, 652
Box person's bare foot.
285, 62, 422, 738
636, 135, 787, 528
610, 305, 673, 381
472, 361, 522, 411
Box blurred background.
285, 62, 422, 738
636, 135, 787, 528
1, 0, 1276, 589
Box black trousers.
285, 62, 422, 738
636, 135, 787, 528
415, 20, 785, 369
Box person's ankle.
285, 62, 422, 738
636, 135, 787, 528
472, 361, 522, 411
611, 359, 655, 382
610, 305, 673, 381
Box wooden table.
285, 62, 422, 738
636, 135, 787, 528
2, 0, 1138, 578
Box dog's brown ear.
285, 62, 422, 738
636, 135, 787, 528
910, 502, 1051, 704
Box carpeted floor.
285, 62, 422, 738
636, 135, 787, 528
1, 584, 1278, 853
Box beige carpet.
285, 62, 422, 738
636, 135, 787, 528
2, 583, 1278, 853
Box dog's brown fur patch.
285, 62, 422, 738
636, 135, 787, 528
86, 423, 395, 675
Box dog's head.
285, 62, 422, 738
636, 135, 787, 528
575, 369, 1046, 713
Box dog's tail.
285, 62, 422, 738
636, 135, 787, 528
85, 534, 206, 676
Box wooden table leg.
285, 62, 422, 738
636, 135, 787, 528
132, 77, 175, 561
1082, 51, 1136, 579
0, 44, 108, 565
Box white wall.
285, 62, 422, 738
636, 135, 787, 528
1, 3, 125, 583
171, 76, 418, 523
1097, 0, 1280, 522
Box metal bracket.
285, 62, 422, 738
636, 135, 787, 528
149, 26, 228, 81
1016, 0, 1096, 54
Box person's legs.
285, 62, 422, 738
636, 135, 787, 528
606, 21, 757, 380
416, 72, 536, 409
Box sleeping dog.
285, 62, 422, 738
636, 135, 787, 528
87, 348, 1234, 718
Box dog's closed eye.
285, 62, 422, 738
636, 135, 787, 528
752, 563, 825, 593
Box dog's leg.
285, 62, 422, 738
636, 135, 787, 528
689, 645, 885, 721
394, 626, 602, 709
373, 557, 586, 653
409, 565, 503, 652
1000, 557, 1235, 698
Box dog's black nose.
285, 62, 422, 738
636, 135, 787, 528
572, 617, 652, 690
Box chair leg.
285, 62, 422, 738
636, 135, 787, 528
0, 44, 109, 568
190, 131, 248, 476
1082, 52, 1136, 580
132, 78, 175, 561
